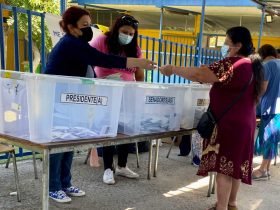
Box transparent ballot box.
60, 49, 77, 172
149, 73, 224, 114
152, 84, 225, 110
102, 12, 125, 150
0, 70, 124, 143
180, 84, 211, 129
118, 82, 185, 135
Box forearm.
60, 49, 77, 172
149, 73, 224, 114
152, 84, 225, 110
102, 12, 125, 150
135, 68, 144, 81
172, 66, 201, 82
87, 46, 127, 69
171, 65, 219, 83
126, 58, 138, 68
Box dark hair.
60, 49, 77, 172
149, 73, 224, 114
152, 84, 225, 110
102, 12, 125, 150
277, 48, 280, 54
258, 44, 277, 60
105, 15, 139, 57
59, 6, 90, 33
250, 54, 264, 104
226, 26, 264, 103
226, 26, 254, 56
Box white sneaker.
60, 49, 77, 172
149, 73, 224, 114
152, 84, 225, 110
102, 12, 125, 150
103, 168, 115, 185
115, 166, 139, 179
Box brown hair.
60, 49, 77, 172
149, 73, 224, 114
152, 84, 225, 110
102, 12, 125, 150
59, 6, 90, 33
258, 44, 277, 60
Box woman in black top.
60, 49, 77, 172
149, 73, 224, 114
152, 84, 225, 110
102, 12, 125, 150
45, 6, 155, 203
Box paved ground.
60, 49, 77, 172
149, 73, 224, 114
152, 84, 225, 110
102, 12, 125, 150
1, 144, 280, 210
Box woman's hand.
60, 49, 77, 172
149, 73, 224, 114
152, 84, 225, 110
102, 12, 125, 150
127, 58, 157, 70
159, 64, 174, 76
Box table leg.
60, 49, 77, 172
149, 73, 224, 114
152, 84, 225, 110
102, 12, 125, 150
135, 142, 140, 168
147, 139, 153, 180
42, 149, 49, 210
166, 136, 176, 158
153, 139, 159, 177
32, 152, 38, 179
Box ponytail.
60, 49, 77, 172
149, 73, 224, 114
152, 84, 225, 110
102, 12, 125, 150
250, 54, 264, 104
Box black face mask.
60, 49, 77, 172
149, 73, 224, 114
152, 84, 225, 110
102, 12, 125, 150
79, 26, 93, 42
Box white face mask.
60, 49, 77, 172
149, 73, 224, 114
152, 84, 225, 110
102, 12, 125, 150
118, 32, 133, 45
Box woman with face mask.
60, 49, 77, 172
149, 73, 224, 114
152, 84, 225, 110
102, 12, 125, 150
89, 15, 143, 185
89, 15, 143, 81
44, 7, 155, 203
160, 26, 264, 210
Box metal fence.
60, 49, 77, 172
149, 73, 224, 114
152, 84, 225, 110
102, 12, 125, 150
139, 35, 221, 83
0, 3, 46, 73
0, 4, 221, 160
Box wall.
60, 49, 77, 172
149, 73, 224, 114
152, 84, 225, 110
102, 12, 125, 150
252, 36, 280, 49
139, 29, 280, 50
5, 31, 26, 71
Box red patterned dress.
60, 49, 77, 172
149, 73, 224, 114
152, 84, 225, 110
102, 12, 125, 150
197, 57, 256, 184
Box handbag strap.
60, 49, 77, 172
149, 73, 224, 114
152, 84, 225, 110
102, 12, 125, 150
213, 73, 254, 122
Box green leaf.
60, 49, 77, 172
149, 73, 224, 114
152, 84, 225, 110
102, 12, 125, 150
5, 0, 62, 52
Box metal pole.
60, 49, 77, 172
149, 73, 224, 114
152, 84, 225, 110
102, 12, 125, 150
157, 7, 164, 83
41, 13, 46, 72
147, 139, 153, 180
42, 149, 49, 210
166, 136, 176, 158
40, 13, 46, 73
32, 152, 38, 179
27, 10, 33, 73
135, 142, 140, 168
60, 0, 66, 16
258, 6, 266, 50
153, 139, 159, 177
197, 0, 206, 66
12, 151, 21, 202
207, 172, 214, 197
0, 4, 6, 69
159, 7, 163, 39
12, 7, 20, 71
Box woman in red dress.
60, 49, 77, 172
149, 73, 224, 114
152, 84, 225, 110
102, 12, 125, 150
159, 26, 264, 210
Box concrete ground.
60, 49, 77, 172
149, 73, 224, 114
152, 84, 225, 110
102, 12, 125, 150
0, 144, 280, 210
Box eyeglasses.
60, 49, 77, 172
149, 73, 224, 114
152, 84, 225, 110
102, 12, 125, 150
121, 16, 139, 28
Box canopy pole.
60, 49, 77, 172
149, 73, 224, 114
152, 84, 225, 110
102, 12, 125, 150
258, 6, 266, 50
197, 0, 206, 66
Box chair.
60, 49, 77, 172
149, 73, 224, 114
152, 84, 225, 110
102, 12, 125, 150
166, 135, 215, 197
5, 150, 38, 179
166, 134, 193, 158
0, 145, 21, 202
84, 142, 140, 168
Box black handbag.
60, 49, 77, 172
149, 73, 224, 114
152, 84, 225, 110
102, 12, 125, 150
197, 74, 253, 139
197, 108, 216, 139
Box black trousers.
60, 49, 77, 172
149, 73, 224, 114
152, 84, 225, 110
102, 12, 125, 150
102, 144, 129, 170
179, 135, 191, 156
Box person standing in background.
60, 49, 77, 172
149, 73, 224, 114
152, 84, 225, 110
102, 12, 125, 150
89, 15, 143, 185
276, 48, 280, 59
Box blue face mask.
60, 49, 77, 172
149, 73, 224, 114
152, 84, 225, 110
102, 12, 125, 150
221, 44, 230, 58
118, 32, 133, 45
